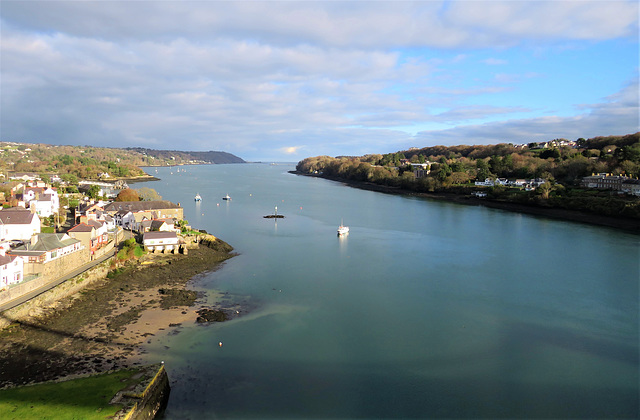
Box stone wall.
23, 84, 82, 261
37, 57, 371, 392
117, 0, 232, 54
0, 257, 112, 330
116, 364, 171, 420
1, 241, 116, 310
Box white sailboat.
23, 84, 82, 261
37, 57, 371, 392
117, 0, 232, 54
337, 219, 349, 236
194, 193, 202, 202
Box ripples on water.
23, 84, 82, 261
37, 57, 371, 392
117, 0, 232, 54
141, 164, 638, 419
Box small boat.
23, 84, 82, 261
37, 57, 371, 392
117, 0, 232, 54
337, 220, 349, 236
222, 194, 231, 200
194, 193, 202, 202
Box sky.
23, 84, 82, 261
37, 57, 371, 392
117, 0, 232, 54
1, 1, 638, 162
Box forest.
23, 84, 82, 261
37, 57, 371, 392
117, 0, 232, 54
296, 133, 640, 219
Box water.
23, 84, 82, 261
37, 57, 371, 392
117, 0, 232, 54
140, 164, 638, 418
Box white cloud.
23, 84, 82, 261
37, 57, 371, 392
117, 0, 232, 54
414, 79, 640, 146
0, 1, 637, 160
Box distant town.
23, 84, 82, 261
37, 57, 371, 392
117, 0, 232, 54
0, 141, 237, 307
0, 167, 189, 307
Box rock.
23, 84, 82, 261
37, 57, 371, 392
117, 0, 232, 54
195, 308, 228, 323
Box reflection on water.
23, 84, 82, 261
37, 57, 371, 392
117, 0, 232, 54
139, 164, 638, 419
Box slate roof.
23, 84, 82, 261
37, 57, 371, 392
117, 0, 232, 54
104, 201, 181, 213
13, 233, 80, 253
0, 208, 37, 225
68, 223, 95, 233
143, 231, 178, 241
0, 253, 18, 266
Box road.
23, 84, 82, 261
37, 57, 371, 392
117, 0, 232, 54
0, 248, 116, 313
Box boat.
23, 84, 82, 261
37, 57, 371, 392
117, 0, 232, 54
337, 220, 349, 236
222, 194, 231, 200
194, 193, 202, 202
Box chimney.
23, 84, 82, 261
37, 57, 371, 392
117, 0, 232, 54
31, 234, 38, 246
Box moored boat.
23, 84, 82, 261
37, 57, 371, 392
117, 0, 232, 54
337, 220, 349, 236
223, 194, 231, 200
194, 193, 202, 202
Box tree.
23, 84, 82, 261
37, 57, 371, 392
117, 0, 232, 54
450, 172, 470, 184
476, 159, 491, 181
87, 185, 101, 199
116, 188, 140, 202
136, 187, 162, 201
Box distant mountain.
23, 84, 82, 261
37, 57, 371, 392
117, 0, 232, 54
126, 148, 245, 164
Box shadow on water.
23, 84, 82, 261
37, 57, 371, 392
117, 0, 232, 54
164, 356, 639, 419
161, 318, 640, 419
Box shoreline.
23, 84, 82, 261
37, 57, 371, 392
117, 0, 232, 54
0, 238, 238, 388
293, 172, 640, 234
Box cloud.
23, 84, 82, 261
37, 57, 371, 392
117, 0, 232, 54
414, 78, 639, 146
0, 1, 637, 160
281, 146, 303, 155
2, 1, 637, 48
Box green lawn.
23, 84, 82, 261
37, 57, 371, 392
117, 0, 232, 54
0, 368, 141, 420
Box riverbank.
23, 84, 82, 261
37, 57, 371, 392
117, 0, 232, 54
0, 238, 238, 388
293, 172, 640, 234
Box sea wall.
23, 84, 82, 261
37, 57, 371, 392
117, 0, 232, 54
117, 364, 171, 420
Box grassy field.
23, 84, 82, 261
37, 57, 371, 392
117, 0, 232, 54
0, 368, 141, 420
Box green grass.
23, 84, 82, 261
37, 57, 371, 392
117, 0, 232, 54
0, 368, 141, 420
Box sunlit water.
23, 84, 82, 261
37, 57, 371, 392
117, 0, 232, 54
139, 164, 638, 419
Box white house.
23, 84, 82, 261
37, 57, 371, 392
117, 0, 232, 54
0, 248, 24, 288
475, 178, 495, 187
0, 208, 41, 241
142, 231, 179, 252
114, 210, 136, 229
21, 187, 59, 217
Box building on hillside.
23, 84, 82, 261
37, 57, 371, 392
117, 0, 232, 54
10, 233, 83, 264
581, 174, 628, 191
9, 172, 39, 182
0, 208, 41, 241
142, 231, 179, 253
0, 248, 24, 288
114, 210, 136, 229
68, 222, 108, 256
621, 179, 640, 196
104, 200, 184, 222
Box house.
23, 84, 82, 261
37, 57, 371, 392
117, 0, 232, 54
103, 200, 184, 221
581, 174, 628, 191
0, 248, 24, 288
475, 178, 495, 187
0, 208, 41, 241
68, 222, 107, 255
142, 231, 179, 253
75, 201, 105, 222
9, 172, 39, 182
621, 179, 640, 196
114, 210, 136, 229
151, 219, 176, 232
19, 187, 59, 217
10, 233, 83, 264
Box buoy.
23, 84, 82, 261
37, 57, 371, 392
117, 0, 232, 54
219, 341, 223, 347
217, 203, 220, 206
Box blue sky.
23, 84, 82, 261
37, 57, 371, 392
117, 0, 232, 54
1, 1, 638, 162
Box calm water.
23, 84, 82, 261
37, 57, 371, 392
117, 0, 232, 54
140, 164, 638, 419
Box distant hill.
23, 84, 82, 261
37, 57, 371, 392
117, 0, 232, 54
126, 148, 245, 164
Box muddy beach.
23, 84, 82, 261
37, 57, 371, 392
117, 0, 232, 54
0, 239, 239, 388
